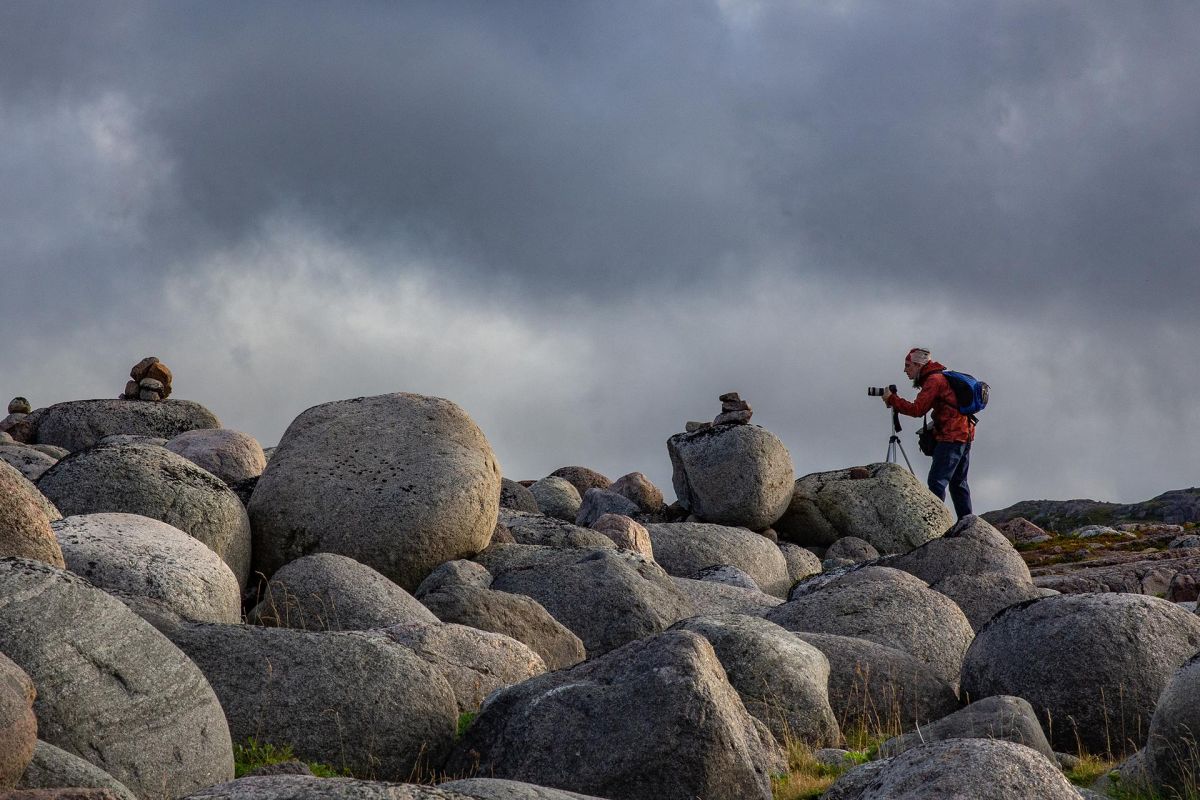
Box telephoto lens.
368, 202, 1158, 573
867, 387, 886, 396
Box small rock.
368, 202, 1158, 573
8, 397, 31, 415
685, 421, 712, 433
590, 514, 654, 559
714, 410, 753, 425
848, 467, 870, 480
129, 357, 160, 381
608, 472, 665, 515
1170, 534, 1200, 550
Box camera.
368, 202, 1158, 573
867, 384, 897, 396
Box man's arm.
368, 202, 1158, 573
885, 377, 942, 418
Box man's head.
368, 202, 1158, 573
904, 347, 931, 381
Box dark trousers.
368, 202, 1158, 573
929, 441, 972, 518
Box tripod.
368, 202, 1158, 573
885, 405, 915, 474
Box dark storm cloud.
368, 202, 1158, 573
4, 1, 1199, 311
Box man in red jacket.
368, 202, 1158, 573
882, 347, 974, 518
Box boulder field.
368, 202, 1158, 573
2, 388, 1199, 798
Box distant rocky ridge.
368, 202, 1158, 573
983, 487, 1200, 531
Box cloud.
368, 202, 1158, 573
2, 1, 1199, 512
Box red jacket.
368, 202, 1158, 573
886, 361, 975, 443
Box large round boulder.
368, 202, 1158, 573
499, 479, 539, 513
574, 489, 639, 528
164, 428, 267, 485
1145, 653, 1200, 795
377, 621, 546, 713
779, 542, 822, 583
767, 566, 974, 687
961, 593, 1200, 755
53, 513, 241, 624
0, 559, 233, 798
644, 522, 792, 598
248, 393, 500, 591
445, 630, 783, 800
36, 442, 251, 586
0, 462, 64, 567
249, 552, 437, 631
416, 561, 586, 670
548, 466, 611, 497
825, 738, 1081, 799
881, 515, 1030, 585
0, 651, 36, 787
667, 424, 794, 530
670, 614, 839, 746
775, 463, 953, 552
527, 476, 581, 523
165, 622, 458, 780
607, 472, 665, 515
589, 514, 654, 559
30, 399, 220, 452
793, 632, 961, 734
478, 546, 695, 657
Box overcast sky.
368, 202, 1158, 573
3, 1, 1198, 514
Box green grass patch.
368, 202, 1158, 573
457, 711, 477, 738
1065, 753, 1117, 786
233, 737, 351, 778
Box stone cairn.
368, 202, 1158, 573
122, 357, 173, 401
685, 392, 753, 432
0, 396, 31, 433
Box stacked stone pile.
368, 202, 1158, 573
0, 397, 31, 434
121, 357, 173, 401
684, 391, 753, 433
10, 382, 1200, 798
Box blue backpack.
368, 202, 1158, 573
941, 370, 989, 420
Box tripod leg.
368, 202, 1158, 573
895, 439, 915, 474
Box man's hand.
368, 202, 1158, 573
882, 387, 894, 404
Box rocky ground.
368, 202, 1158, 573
2, 389, 1200, 800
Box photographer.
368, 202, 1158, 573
881, 348, 974, 518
